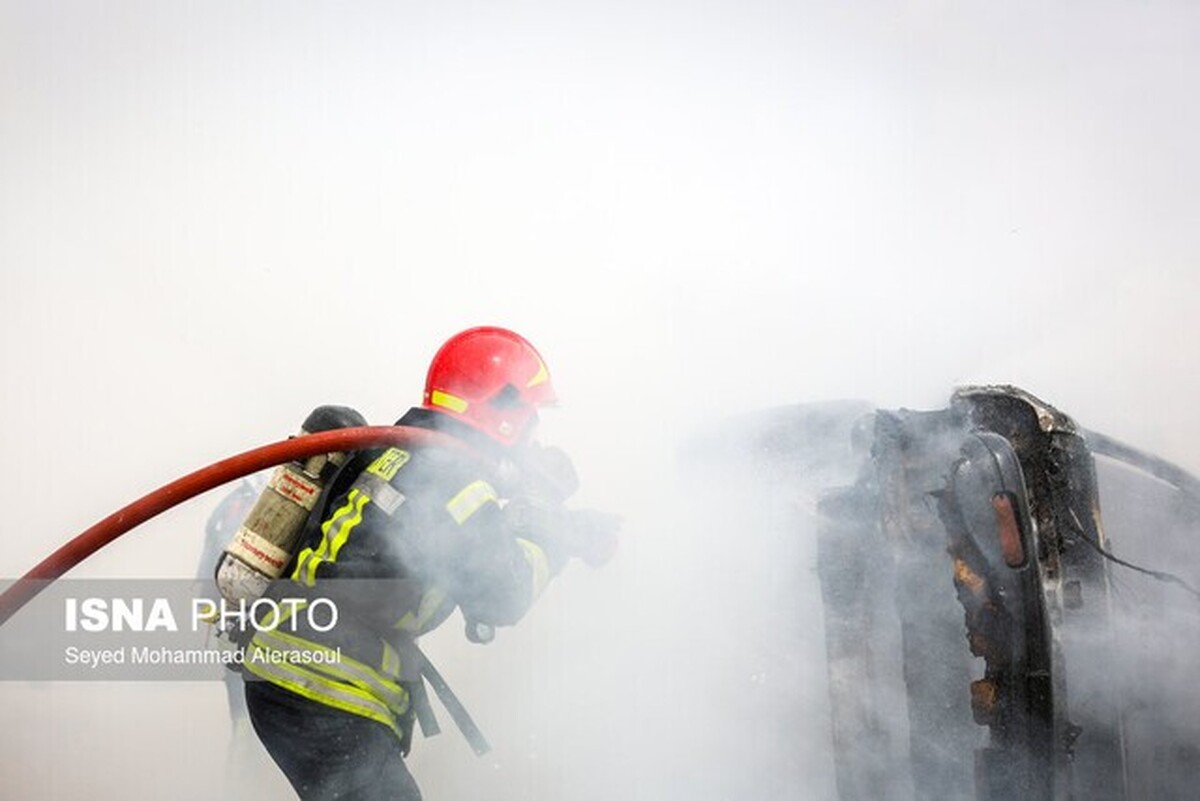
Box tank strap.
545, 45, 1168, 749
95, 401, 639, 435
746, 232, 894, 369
395, 637, 491, 756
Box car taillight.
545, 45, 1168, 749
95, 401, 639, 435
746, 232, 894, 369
991, 492, 1027, 568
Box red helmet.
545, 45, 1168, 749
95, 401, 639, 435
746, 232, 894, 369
423, 326, 557, 446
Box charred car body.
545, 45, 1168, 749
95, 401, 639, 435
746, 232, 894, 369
694, 385, 1200, 800
821, 386, 1200, 801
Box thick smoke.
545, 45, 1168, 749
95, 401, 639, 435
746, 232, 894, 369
3, 2, 1200, 800
1084, 458, 1200, 800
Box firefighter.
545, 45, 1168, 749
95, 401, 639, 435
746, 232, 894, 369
240, 326, 618, 801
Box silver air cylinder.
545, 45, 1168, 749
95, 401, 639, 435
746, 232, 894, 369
215, 405, 366, 603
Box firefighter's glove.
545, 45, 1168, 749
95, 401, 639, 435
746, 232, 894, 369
504, 497, 571, 574
504, 497, 564, 542
504, 499, 620, 568
562, 508, 621, 568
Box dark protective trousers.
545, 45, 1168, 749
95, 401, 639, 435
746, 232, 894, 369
245, 679, 422, 801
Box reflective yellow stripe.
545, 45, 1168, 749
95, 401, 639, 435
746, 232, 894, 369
446, 480, 498, 525
243, 642, 403, 738
257, 599, 303, 631
381, 642, 402, 678
252, 628, 408, 712
526, 357, 549, 388
292, 491, 361, 583
430, 390, 468, 413
296, 490, 370, 586
291, 549, 314, 583
366, 448, 410, 481
394, 586, 448, 634
317, 490, 365, 560
329, 491, 370, 561
516, 538, 551, 599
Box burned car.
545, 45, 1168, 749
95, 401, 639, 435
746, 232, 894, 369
691, 386, 1200, 801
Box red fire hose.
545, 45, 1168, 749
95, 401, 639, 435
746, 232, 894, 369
0, 426, 461, 627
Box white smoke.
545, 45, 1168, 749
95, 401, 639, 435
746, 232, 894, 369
2, 1, 1200, 799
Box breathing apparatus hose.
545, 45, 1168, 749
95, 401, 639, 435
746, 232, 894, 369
0, 426, 461, 627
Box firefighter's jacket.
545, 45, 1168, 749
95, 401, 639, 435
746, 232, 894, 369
241, 407, 565, 744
